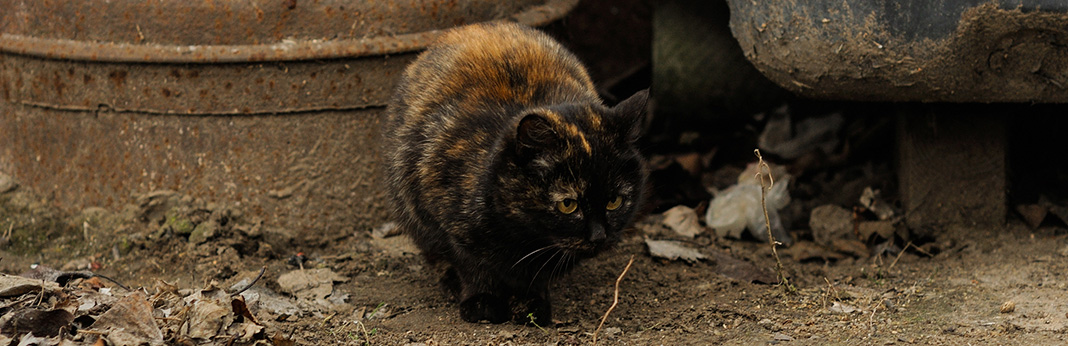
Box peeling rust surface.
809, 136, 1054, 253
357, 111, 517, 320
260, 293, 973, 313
0, 103, 388, 235
0, 54, 414, 114
0, 0, 579, 63
0, 0, 578, 235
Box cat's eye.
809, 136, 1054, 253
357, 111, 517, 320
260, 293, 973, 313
557, 199, 578, 214
606, 196, 623, 211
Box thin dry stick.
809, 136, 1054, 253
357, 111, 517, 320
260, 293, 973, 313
593, 255, 636, 345
33, 280, 46, 307
823, 277, 840, 301
231, 266, 267, 297
76, 329, 108, 336
910, 243, 934, 257
92, 273, 132, 291
754, 149, 794, 293
888, 241, 914, 269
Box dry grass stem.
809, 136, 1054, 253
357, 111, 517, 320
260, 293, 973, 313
889, 241, 914, 269
823, 277, 841, 302
593, 255, 636, 345
77, 329, 108, 336
754, 149, 794, 293
231, 266, 267, 297
911, 243, 935, 257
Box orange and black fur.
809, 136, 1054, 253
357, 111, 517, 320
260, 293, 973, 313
384, 21, 649, 325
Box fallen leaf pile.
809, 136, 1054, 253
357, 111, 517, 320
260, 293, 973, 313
0, 266, 291, 346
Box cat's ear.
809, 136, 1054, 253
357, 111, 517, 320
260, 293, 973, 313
610, 89, 649, 143
516, 112, 561, 155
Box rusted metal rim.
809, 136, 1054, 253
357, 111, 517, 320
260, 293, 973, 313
0, 0, 577, 63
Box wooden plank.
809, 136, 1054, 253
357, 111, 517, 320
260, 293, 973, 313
897, 108, 1006, 237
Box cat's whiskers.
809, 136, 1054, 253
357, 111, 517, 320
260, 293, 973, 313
530, 248, 562, 288
512, 244, 557, 269
548, 250, 574, 285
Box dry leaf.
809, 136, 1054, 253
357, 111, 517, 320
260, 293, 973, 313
661, 205, 703, 238
14, 333, 61, 346
0, 274, 61, 297
276, 268, 347, 300
645, 239, 707, 263
2, 309, 73, 338
91, 291, 164, 346
857, 221, 896, 240
1016, 204, 1047, 229
184, 298, 230, 340
831, 239, 869, 258
829, 301, 858, 314
809, 205, 853, 246
231, 296, 259, 325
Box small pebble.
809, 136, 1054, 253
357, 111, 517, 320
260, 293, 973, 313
1000, 301, 1015, 314
0, 173, 17, 193
372, 221, 400, 239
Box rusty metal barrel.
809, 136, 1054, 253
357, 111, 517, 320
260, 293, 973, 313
0, 0, 577, 235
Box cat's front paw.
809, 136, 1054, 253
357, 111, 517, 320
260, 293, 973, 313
459, 294, 509, 323
440, 268, 462, 300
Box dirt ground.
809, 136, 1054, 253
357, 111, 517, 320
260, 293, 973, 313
5, 2, 1068, 345
2, 164, 1067, 345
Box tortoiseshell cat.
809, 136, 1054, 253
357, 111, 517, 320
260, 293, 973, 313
384, 21, 648, 325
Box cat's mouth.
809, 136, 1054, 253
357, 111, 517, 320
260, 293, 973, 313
557, 240, 606, 258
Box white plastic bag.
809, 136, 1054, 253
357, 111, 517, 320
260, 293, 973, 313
705, 162, 792, 244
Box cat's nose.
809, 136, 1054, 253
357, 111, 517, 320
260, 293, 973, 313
589, 221, 607, 243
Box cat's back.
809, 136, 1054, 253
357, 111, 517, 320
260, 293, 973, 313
391, 21, 599, 128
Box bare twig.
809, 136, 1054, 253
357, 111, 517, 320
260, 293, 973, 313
911, 243, 934, 257
823, 277, 841, 302
33, 280, 46, 307
593, 255, 636, 345
77, 329, 108, 336
867, 299, 880, 334
754, 149, 795, 293
92, 273, 132, 291
352, 319, 376, 346
888, 241, 914, 269
323, 312, 338, 324
231, 266, 267, 297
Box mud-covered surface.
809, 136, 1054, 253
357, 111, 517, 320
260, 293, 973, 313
728, 1, 1068, 102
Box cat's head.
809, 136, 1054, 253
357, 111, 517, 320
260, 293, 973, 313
494, 90, 649, 257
